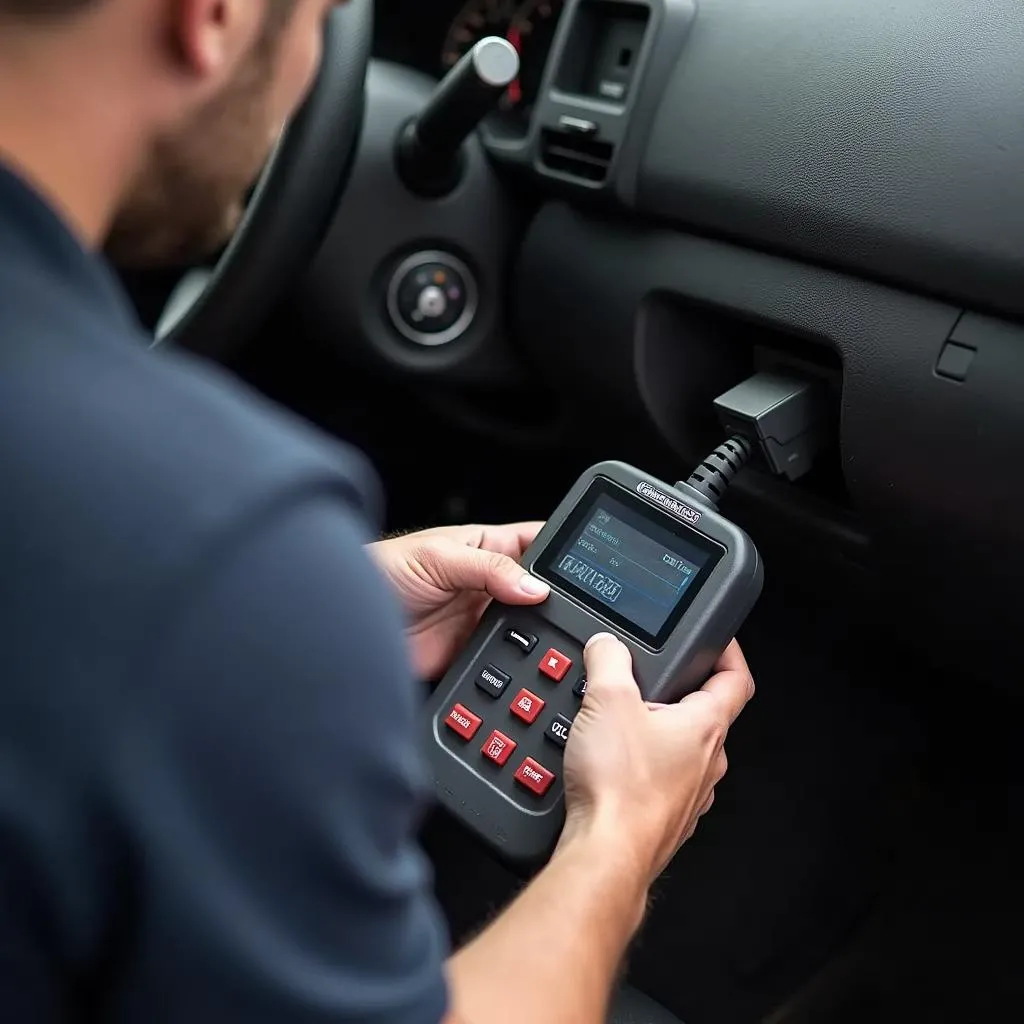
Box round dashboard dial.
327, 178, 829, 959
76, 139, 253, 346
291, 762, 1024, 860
441, 0, 564, 113
506, 0, 563, 110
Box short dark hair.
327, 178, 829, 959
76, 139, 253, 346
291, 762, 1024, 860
0, 0, 298, 22
0, 0, 102, 15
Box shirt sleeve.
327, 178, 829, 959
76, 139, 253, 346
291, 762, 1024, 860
108, 492, 450, 1024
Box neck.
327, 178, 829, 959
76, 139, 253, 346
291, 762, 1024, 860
0, 32, 143, 249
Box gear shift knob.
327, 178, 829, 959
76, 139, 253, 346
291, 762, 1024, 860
397, 36, 520, 197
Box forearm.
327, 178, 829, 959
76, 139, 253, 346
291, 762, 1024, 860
446, 819, 649, 1024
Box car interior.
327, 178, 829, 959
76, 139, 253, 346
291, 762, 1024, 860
121, 0, 1023, 1021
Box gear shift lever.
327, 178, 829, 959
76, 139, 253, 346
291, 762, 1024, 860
397, 36, 520, 197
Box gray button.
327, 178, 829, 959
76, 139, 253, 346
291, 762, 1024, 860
598, 80, 626, 100
417, 285, 447, 319
386, 251, 478, 347
557, 115, 598, 135
471, 36, 520, 89
935, 340, 976, 382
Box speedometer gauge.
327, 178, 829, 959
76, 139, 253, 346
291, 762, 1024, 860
441, 0, 519, 74
506, 0, 563, 111
441, 0, 565, 114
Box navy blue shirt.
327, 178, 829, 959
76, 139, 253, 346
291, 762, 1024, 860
0, 165, 449, 1023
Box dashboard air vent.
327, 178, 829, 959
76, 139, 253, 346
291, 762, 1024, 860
539, 128, 614, 184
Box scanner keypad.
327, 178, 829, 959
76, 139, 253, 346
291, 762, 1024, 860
439, 615, 585, 809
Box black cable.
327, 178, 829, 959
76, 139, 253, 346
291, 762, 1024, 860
676, 435, 754, 508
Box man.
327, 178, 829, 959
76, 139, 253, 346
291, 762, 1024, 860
0, 2, 754, 1023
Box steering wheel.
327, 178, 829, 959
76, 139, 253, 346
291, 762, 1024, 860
154, 0, 373, 360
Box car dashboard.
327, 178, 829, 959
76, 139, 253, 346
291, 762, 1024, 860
303, 0, 1024, 689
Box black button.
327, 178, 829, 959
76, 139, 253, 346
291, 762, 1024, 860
936, 340, 976, 381
545, 713, 573, 749
504, 628, 538, 653
573, 676, 588, 698
475, 663, 511, 698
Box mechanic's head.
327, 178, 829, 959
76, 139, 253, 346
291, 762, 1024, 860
0, 0, 340, 264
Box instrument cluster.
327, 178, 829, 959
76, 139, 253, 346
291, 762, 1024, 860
374, 0, 565, 123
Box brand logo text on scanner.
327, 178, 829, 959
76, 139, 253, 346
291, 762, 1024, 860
635, 482, 702, 525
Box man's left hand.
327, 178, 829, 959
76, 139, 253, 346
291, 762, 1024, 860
368, 523, 550, 680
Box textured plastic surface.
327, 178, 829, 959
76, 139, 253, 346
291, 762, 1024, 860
514, 202, 1024, 685
423, 461, 763, 861
301, 61, 525, 385
636, 0, 1024, 320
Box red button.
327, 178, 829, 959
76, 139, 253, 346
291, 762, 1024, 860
445, 703, 482, 741
481, 729, 517, 766
509, 688, 545, 724
513, 757, 556, 796
538, 647, 573, 682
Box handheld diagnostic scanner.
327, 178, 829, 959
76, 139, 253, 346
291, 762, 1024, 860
423, 445, 764, 861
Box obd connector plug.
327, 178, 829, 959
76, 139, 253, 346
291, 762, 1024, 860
713, 371, 830, 482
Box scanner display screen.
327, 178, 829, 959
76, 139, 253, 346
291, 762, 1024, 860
537, 479, 724, 648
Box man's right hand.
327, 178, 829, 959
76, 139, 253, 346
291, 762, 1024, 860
561, 634, 755, 885
446, 634, 754, 1024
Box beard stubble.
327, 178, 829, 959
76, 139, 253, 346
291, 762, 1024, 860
105, 38, 282, 268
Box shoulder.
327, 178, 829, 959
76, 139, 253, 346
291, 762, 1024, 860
0, 325, 449, 1015
0, 313, 389, 735
1, 315, 383, 577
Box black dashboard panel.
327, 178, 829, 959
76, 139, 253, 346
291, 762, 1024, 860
638, 0, 1024, 320
515, 202, 1024, 684
339, 3, 1024, 687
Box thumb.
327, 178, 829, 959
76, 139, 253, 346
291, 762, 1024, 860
428, 541, 551, 604
582, 633, 640, 705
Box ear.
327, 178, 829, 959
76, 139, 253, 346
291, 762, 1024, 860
172, 0, 268, 80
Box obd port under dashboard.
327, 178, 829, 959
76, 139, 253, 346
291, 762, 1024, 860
635, 293, 849, 516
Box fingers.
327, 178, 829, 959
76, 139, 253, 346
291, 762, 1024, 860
715, 638, 751, 676
682, 765, 722, 846
582, 633, 640, 704
457, 521, 547, 559
699, 641, 755, 727
713, 748, 728, 784
428, 541, 551, 604
692, 756, 724, 827
681, 789, 716, 845
405, 522, 546, 560
496, 521, 546, 556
